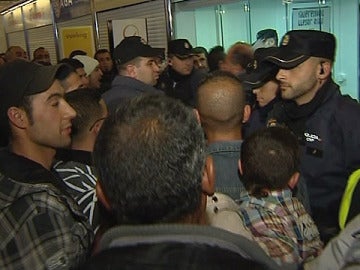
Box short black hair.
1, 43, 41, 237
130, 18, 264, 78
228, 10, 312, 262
65, 89, 104, 139
207, 45, 226, 72
93, 94, 206, 225
193, 46, 208, 57
240, 126, 299, 197
59, 58, 84, 70
94, 49, 111, 60
69, 49, 87, 58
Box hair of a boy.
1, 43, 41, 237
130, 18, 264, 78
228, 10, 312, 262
240, 126, 299, 197
65, 88, 104, 139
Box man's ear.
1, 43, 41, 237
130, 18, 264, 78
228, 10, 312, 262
7, 107, 28, 129
168, 58, 173, 66
288, 172, 300, 189
126, 64, 137, 78
242, 104, 251, 123
202, 155, 215, 196
91, 120, 104, 135
193, 109, 201, 124
318, 61, 331, 79
96, 181, 111, 211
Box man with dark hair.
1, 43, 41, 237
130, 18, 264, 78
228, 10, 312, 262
157, 39, 206, 107
193, 46, 209, 72
102, 36, 164, 111
238, 126, 322, 264
266, 30, 360, 243
196, 71, 250, 200
56, 63, 84, 92
54, 89, 108, 229
0, 60, 93, 269
33, 47, 51, 65
59, 57, 89, 88
94, 49, 117, 94
80, 94, 281, 270
207, 45, 226, 72
5, 45, 28, 62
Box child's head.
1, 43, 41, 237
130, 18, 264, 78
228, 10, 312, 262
240, 126, 299, 197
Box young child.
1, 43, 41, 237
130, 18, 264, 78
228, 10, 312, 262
238, 126, 323, 265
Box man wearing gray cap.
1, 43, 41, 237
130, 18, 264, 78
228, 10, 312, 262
266, 30, 360, 243
102, 36, 164, 112
0, 60, 93, 269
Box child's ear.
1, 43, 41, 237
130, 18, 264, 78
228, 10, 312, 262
288, 172, 300, 189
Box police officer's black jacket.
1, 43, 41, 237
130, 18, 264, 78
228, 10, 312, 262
267, 78, 360, 242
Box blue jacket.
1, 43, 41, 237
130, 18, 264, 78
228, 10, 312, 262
268, 79, 360, 241
102, 75, 161, 112
206, 140, 245, 200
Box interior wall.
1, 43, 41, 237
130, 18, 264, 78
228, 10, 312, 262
96, 0, 167, 51
332, 0, 359, 99
0, 20, 7, 52
172, 0, 359, 99
249, 0, 287, 44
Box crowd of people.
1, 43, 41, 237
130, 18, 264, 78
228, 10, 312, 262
1, 28, 360, 270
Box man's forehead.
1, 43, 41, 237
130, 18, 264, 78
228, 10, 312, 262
98, 52, 111, 57
139, 56, 156, 63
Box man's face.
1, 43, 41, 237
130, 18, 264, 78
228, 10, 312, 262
25, 79, 76, 149
276, 57, 320, 105
75, 67, 89, 87
89, 66, 103, 89
63, 72, 84, 93
134, 57, 160, 86
252, 80, 279, 107
169, 55, 193, 76
193, 53, 208, 71
8, 47, 28, 62
96, 52, 113, 73
34, 49, 51, 64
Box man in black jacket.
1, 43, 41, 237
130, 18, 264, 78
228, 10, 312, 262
266, 30, 360, 243
157, 39, 206, 107
0, 60, 93, 269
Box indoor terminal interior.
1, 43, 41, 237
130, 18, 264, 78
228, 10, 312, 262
0, 0, 359, 99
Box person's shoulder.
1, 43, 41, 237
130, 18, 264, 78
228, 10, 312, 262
336, 94, 360, 112
330, 94, 360, 128
207, 193, 250, 235
0, 178, 93, 269
0, 175, 72, 213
